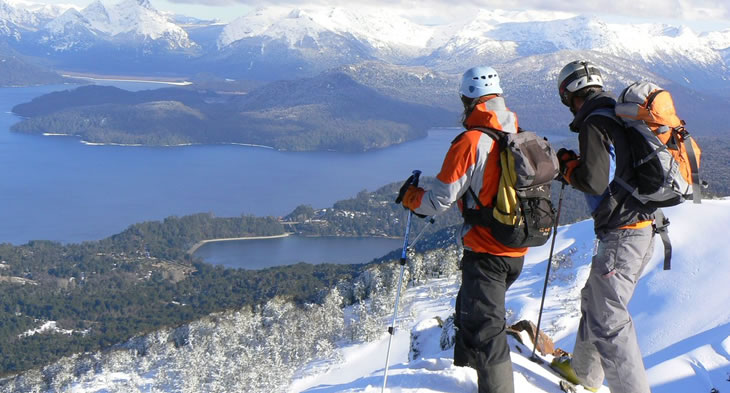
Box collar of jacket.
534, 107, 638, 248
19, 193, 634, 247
569, 91, 617, 132
464, 96, 519, 134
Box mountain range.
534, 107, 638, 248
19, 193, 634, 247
1, 1, 730, 96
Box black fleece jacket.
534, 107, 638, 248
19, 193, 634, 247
568, 91, 654, 231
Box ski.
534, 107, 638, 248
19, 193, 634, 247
559, 380, 578, 393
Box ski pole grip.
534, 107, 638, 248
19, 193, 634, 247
395, 169, 422, 204
411, 170, 421, 187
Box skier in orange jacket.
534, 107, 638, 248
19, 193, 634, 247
399, 66, 526, 393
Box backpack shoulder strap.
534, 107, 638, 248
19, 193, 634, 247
586, 107, 623, 126
459, 127, 502, 214
470, 126, 503, 144
451, 126, 502, 145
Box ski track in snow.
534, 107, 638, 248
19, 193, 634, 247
290, 199, 730, 393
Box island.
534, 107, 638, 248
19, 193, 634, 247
11, 70, 457, 152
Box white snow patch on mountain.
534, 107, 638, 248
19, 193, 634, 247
215, 5, 728, 84
702, 29, 730, 51
218, 6, 435, 52
0, 0, 39, 28
218, 7, 579, 52
19, 321, 74, 338
6, 0, 74, 20
290, 199, 730, 393
42, 0, 194, 49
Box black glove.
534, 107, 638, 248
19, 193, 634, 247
395, 173, 420, 204
395, 173, 427, 218
556, 148, 578, 175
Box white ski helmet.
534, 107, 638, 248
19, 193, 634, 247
557, 60, 604, 106
460, 66, 503, 98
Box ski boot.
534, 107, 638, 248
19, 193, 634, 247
550, 355, 599, 392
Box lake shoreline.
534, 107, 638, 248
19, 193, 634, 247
188, 233, 404, 255
187, 233, 292, 254
59, 72, 191, 86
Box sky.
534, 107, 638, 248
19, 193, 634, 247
26, 0, 730, 32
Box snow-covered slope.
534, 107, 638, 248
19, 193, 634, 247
1, 199, 727, 392
0, 0, 38, 38
218, 6, 435, 62
41, 0, 194, 50
290, 199, 730, 393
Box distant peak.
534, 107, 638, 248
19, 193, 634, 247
137, 0, 152, 9
84, 0, 106, 12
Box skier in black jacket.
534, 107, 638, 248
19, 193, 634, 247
552, 60, 655, 393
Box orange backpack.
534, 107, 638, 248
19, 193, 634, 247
614, 81, 703, 207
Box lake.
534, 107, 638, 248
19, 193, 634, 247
0, 83, 461, 245
1, 82, 569, 268
193, 236, 404, 269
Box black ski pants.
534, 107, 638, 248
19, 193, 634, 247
454, 250, 524, 393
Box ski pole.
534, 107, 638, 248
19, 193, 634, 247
408, 216, 435, 251
530, 182, 566, 363
382, 169, 421, 392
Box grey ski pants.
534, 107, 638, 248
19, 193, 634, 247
573, 226, 654, 393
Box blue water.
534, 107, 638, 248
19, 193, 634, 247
194, 236, 404, 269
0, 83, 462, 245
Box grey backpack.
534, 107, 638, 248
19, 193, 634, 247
461, 127, 560, 248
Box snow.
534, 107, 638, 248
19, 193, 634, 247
702, 29, 730, 51
3, 0, 729, 72
215, 5, 727, 73
19, 321, 74, 337
41, 0, 194, 49
218, 6, 435, 51
289, 199, 730, 392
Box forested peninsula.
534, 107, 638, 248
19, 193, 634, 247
11, 71, 456, 152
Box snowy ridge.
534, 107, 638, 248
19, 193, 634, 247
42, 0, 194, 49
217, 7, 726, 67
211, 5, 730, 90
0, 0, 38, 26
218, 6, 434, 53
1, 1, 729, 90
291, 199, 730, 392
427, 15, 723, 72
702, 29, 730, 50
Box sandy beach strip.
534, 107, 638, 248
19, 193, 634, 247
61, 73, 191, 86
187, 233, 291, 254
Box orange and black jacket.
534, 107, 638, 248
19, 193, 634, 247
407, 96, 528, 257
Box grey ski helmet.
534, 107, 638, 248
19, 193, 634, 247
460, 66, 503, 98
557, 60, 604, 106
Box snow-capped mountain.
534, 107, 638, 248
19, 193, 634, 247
422, 14, 728, 93
205, 6, 730, 93
218, 6, 436, 61
41, 0, 194, 50
0, 0, 39, 38
1, 2, 729, 93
